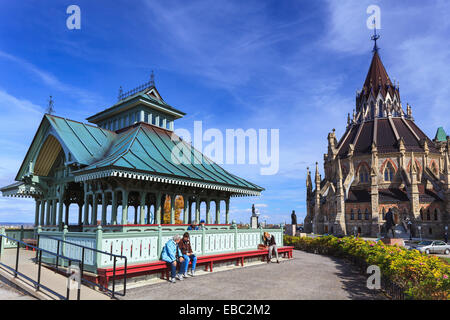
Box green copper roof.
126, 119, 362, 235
46, 115, 116, 164
435, 127, 447, 142
76, 123, 263, 192
16, 114, 263, 195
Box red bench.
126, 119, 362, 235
97, 246, 293, 289
23, 238, 37, 251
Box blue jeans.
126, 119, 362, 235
167, 259, 186, 278
182, 254, 197, 274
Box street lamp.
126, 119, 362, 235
445, 226, 448, 244
418, 225, 422, 241
407, 219, 412, 241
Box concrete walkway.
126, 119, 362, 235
0, 275, 34, 300
0, 248, 110, 300
121, 250, 385, 300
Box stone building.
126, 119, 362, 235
304, 43, 450, 239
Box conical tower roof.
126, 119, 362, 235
361, 51, 399, 100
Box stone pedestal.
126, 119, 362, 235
380, 238, 405, 247
284, 224, 296, 236
250, 215, 258, 229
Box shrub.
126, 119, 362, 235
284, 235, 449, 300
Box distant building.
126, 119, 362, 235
304, 41, 449, 239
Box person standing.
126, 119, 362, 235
263, 232, 279, 264
161, 235, 185, 283
179, 232, 197, 277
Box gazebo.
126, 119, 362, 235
1, 78, 283, 275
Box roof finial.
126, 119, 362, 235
118, 86, 123, 101
150, 70, 155, 86
46, 95, 55, 115
371, 18, 380, 53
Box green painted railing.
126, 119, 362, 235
3, 227, 35, 248
37, 225, 284, 273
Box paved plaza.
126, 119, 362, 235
122, 250, 385, 300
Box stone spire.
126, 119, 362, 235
370, 151, 380, 236
444, 152, 450, 189
335, 158, 346, 236
313, 162, 321, 234
410, 152, 420, 220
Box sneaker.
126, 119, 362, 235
176, 274, 184, 281
189, 270, 195, 277
169, 277, 176, 283
183, 272, 188, 278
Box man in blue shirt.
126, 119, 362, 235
161, 235, 186, 282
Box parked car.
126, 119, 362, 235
408, 240, 450, 255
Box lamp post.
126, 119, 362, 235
353, 226, 357, 237
418, 225, 422, 241
407, 220, 412, 241
445, 226, 448, 244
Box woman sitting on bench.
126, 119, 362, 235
161, 235, 185, 283
263, 232, 279, 264
179, 232, 197, 277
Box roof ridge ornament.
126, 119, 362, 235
46, 95, 55, 115
371, 18, 380, 53
118, 72, 156, 101
150, 70, 155, 86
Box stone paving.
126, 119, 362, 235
122, 250, 385, 300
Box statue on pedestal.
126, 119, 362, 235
382, 208, 399, 238
250, 204, 259, 229
291, 210, 297, 226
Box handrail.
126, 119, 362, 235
38, 234, 127, 298
0, 234, 82, 300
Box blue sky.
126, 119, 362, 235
0, 0, 449, 224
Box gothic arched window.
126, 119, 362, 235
434, 209, 438, 221
426, 210, 431, 221
382, 208, 386, 220
378, 101, 384, 117
359, 167, 369, 183
364, 209, 369, 220
384, 163, 394, 182
350, 209, 354, 220
357, 209, 362, 220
